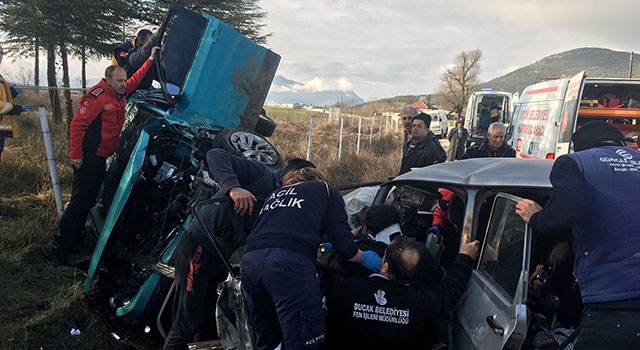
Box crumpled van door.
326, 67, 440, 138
451, 193, 531, 350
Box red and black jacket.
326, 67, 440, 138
69, 59, 153, 159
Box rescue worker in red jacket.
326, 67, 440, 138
41, 46, 159, 266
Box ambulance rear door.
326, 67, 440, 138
509, 78, 570, 159
554, 72, 587, 157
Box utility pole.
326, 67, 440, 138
629, 51, 634, 79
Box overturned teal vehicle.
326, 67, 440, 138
84, 6, 281, 335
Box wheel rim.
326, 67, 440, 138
229, 131, 279, 165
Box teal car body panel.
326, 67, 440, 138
83, 6, 280, 325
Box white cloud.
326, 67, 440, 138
2, 1, 638, 101
336, 77, 353, 91
261, 0, 640, 101
271, 76, 354, 93
302, 77, 325, 91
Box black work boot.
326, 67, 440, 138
40, 241, 69, 266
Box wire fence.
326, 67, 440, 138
306, 113, 401, 160
16, 85, 87, 92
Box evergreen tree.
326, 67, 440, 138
0, 0, 271, 121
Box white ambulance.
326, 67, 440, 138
464, 88, 513, 147
508, 71, 640, 159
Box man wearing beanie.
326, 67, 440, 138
399, 112, 446, 174
515, 121, 640, 349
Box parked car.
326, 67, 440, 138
427, 109, 449, 138
364, 158, 580, 349
82, 5, 282, 335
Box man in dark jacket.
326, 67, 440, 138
123, 30, 159, 90
399, 113, 446, 174
322, 235, 480, 349
446, 118, 468, 161
516, 121, 640, 349
240, 170, 381, 350
401, 106, 446, 159
112, 29, 153, 67
163, 149, 317, 350
463, 122, 515, 158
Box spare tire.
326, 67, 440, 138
213, 128, 283, 169
254, 113, 277, 137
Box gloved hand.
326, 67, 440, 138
9, 84, 23, 98
427, 225, 440, 235
360, 250, 382, 272
6, 104, 33, 115
320, 242, 334, 255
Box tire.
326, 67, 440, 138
213, 128, 283, 169
254, 113, 277, 137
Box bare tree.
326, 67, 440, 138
437, 50, 482, 115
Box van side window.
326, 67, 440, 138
478, 196, 527, 300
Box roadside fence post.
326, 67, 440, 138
338, 117, 344, 159
306, 116, 315, 161
357, 116, 362, 155
369, 116, 375, 145
38, 106, 64, 217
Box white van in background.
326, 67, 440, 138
426, 109, 449, 138
508, 71, 640, 159
464, 88, 513, 146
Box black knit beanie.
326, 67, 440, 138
412, 112, 432, 126
571, 121, 626, 152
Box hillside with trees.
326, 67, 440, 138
359, 47, 638, 115
481, 47, 636, 95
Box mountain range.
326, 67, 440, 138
481, 47, 636, 94
266, 47, 637, 107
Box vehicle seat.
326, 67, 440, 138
479, 109, 490, 129
599, 93, 623, 108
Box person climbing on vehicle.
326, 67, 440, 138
164, 148, 319, 349
112, 29, 153, 67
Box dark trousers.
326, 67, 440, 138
0, 137, 4, 158
163, 234, 227, 350
574, 306, 640, 349
56, 153, 106, 254
241, 248, 325, 350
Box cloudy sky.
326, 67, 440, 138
259, 0, 639, 101
2, 0, 638, 102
